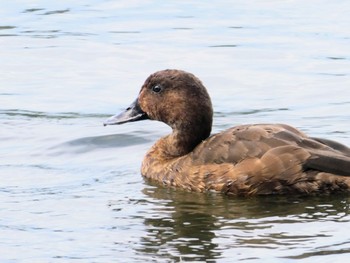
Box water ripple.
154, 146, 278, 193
209, 44, 238, 48
0, 109, 108, 120
41, 9, 70, 16
22, 8, 45, 13
59, 134, 150, 150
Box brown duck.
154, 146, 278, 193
104, 69, 350, 196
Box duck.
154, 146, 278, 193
104, 69, 350, 196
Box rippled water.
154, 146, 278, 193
1, 1, 350, 262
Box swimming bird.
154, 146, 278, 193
104, 69, 350, 196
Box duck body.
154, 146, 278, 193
105, 69, 350, 196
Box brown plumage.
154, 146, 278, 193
104, 69, 350, 196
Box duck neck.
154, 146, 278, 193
141, 120, 212, 179
163, 124, 211, 158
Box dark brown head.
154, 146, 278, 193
104, 69, 213, 151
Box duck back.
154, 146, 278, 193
142, 124, 350, 195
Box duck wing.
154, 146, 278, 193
310, 137, 350, 156
192, 123, 350, 176
305, 151, 350, 176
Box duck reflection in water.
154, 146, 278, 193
104, 69, 350, 196
109, 184, 349, 261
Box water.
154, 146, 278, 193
1, 0, 350, 262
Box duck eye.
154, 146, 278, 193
152, 84, 162, 93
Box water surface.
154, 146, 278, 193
1, 1, 350, 262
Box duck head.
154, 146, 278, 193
104, 69, 213, 153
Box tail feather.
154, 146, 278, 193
305, 151, 350, 176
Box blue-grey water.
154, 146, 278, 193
1, 1, 350, 262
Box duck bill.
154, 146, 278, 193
103, 99, 149, 126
